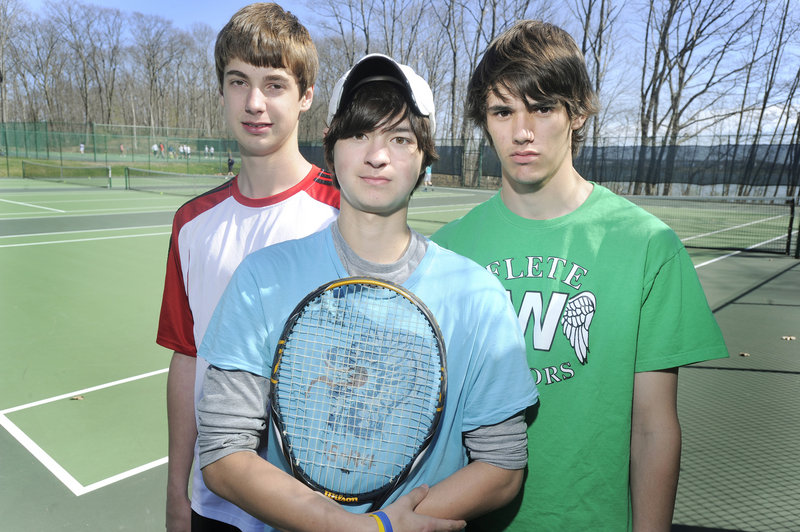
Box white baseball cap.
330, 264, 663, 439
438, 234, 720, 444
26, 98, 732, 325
327, 53, 436, 136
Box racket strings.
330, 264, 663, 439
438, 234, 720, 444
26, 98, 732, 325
274, 284, 443, 497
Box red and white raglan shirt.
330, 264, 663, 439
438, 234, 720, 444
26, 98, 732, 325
157, 166, 339, 531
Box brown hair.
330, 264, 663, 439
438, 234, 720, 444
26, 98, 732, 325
467, 20, 598, 155
215, 3, 318, 96
324, 81, 438, 190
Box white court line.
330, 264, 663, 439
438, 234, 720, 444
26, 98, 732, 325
0, 414, 86, 496
2, 224, 170, 239
0, 198, 65, 213
410, 203, 482, 214
682, 214, 786, 242
694, 230, 797, 269
0, 231, 170, 248
0, 368, 169, 496
0, 206, 178, 220
1, 368, 169, 415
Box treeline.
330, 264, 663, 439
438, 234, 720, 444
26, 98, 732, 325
1, 0, 798, 185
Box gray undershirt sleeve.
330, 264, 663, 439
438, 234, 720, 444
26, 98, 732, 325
197, 366, 272, 469
463, 411, 528, 470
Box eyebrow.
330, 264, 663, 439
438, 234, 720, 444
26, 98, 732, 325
487, 104, 512, 113
224, 70, 291, 83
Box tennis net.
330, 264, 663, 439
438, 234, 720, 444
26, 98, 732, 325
22, 160, 112, 189
624, 195, 797, 256
125, 167, 230, 196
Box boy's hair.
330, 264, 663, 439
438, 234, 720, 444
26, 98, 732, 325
215, 3, 318, 96
324, 81, 438, 190
467, 20, 598, 155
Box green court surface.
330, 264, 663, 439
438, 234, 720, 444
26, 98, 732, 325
1, 178, 798, 531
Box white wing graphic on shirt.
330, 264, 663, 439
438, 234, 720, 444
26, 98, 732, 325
560, 292, 596, 365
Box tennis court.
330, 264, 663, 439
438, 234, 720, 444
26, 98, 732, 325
1, 176, 798, 531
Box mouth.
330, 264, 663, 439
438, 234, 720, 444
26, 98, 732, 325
360, 175, 390, 185
241, 121, 273, 134
510, 150, 539, 164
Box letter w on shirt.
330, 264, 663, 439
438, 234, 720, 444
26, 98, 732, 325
514, 291, 568, 351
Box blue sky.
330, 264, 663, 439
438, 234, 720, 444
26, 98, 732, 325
23, 0, 318, 33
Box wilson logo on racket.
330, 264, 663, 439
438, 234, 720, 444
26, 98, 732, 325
270, 277, 446, 509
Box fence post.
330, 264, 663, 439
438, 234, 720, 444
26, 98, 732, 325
2, 123, 9, 176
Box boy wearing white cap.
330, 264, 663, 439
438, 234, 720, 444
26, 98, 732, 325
195, 54, 538, 532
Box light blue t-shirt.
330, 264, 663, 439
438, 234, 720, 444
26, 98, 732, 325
199, 228, 538, 516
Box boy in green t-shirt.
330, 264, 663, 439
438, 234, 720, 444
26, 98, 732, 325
432, 20, 728, 532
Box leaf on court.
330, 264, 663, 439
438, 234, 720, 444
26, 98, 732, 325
739, 352, 751, 357
70, 395, 85, 400
781, 336, 796, 341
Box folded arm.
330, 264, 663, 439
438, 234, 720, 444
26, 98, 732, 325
415, 410, 528, 520
198, 366, 465, 532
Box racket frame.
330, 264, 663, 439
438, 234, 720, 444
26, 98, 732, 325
269, 277, 447, 509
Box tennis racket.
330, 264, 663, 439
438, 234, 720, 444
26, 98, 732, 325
269, 277, 446, 510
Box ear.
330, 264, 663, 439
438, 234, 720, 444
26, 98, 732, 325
219, 91, 225, 109
299, 85, 314, 112
571, 114, 587, 130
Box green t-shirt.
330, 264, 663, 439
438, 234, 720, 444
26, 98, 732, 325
432, 184, 728, 531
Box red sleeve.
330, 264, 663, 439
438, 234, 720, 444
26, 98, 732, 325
156, 218, 197, 357
307, 168, 340, 209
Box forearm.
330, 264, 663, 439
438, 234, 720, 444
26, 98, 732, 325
414, 461, 524, 521
630, 369, 681, 532
166, 352, 197, 497
203, 452, 375, 532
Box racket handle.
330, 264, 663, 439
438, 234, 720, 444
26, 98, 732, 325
370, 511, 393, 532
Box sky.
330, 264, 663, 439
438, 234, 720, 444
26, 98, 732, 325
23, 0, 320, 34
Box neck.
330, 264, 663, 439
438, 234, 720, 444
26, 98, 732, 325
336, 205, 411, 263
237, 145, 311, 199
501, 168, 593, 220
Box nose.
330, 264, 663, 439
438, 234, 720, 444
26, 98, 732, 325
512, 114, 535, 145
364, 139, 389, 168
245, 87, 267, 115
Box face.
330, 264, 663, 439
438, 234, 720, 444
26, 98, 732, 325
332, 117, 424, 217
485, 87, 585, 193
220, 59, 313, 158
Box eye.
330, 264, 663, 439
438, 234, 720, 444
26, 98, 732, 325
491, 108, 512, 119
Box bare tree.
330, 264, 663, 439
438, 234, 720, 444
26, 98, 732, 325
130, 12, 181, 132
48, 1, 101, 128
311, 0, 375, 64
737, 0, 796, 194
87, 6, 124, 124
636, 0, 759, 194
0, 0, 25, 123
572, 0, 622, 180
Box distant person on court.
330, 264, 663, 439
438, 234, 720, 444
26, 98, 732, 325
227, 154, 235, 175
195, 53, 537, 532
424, 164, 433, 191
156, 4, 340, 532
431, 20, 728, 532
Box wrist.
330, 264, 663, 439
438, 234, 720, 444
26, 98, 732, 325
370, 511, 393, 532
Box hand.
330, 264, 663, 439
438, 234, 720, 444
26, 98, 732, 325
165, 491, 191, 532
381, 485, 466, 532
